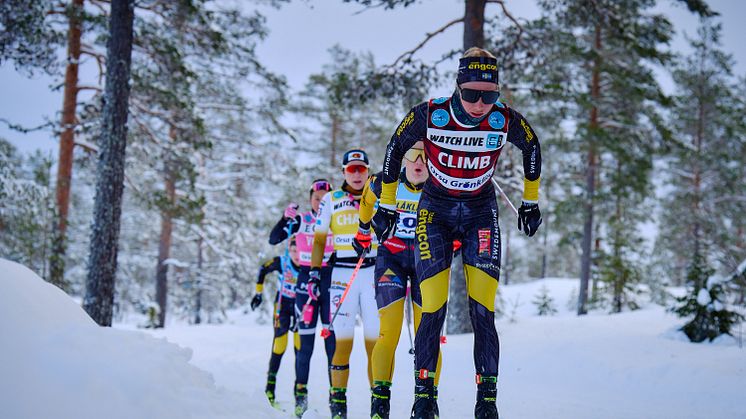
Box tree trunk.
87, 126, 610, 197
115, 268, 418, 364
50, 0, 84, 290
155, 165, 176, 328
83, 0, 135, 326
578, 24, 601, 316
463, 0, 486, 50
194, 236, 203, 324
446, 256, 473, 334
540, 176, 549, 279
612, 162, 623, 313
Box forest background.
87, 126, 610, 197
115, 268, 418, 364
1, 0, 744, 340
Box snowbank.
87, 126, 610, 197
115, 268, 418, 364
0, 259, 281, 419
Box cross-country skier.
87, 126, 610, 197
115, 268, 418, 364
373, 47, 543, 419
352, 140, 439, 419
268, 179, 336, 417
251, 235, 301, 408
309, 149, 379, 419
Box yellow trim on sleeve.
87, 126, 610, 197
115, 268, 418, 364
522, 176, 541, 203
359, 177, 378, 225
380, 181, 398, 207
310, 230, 326, 269
256, 283, 264, 293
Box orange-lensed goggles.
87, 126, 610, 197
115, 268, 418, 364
404, 148, 426, 162
344, 165, 368, 174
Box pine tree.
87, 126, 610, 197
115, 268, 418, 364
660, 20, 745, 341
83, 0, 135, 327
532, 284, 558, 316
519, 0, 681, 314
0, 139, 56, 277
674, 248, 743, 342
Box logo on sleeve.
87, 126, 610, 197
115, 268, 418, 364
520, 119, 534, 143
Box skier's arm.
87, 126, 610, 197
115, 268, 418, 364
506, 108, 542, 203
310, 192, 332, 269
256, 257, 281, 293
268, 215, 300, 245
358, 174, 381, 227
380, 103, 428, 207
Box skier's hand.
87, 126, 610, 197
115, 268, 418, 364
307, 268, 322, 301
284, 202, 299, 219
518, 202, 542, 237
352, 223, 372, 257
250, 294, 262, 311
372, 205, 397, 242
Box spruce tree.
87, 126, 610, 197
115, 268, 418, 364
533, 284, 558, 316
661, 20, 745, 341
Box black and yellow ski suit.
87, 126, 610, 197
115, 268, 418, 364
255, 254, 300, 389
360, 171, 443, 389
379, 93, 541, 384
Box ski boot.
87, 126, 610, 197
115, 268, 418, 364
370, 381, 391, 419
410, 371, 438, 419
474, 374, 499, 419
329, 387, 347, 419
265, 372, 277, 407
294, 383, 308, 418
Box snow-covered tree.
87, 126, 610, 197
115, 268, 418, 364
0, 139, 56, 278
673, 249, 743, 342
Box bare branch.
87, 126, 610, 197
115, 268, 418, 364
77, 85, 103, 93
0, 118, 56, 133
386, 17, 464, 69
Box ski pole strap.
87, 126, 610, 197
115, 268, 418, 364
373, 380, 392, 388
475, 374, 498, 384
417, 369, 436, 379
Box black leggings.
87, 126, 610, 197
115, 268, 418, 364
294, 265, 335, 385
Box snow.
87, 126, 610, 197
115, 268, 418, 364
0, 259, 281, 419
2, 262, 745, 419
697, 288, 712, 306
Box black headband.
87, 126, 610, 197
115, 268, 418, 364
457, 57, 499, 85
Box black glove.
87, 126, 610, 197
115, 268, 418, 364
352, 223, 373, 257
250, 294, 262, 311
307, 268, 322, 301
372, 205, 398, 242
518, 202, 542, 237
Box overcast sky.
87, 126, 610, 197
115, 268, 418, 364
2, 0, 744, 155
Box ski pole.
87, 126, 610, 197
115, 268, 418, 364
321, 249, 369, 339
404, 286, 415, 355
491, 177, 518, 217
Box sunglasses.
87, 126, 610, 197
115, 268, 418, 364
404, 148, 426, 163
459, 87, 500, 104
311, 180, 331, 192
344, 165, 368, 174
